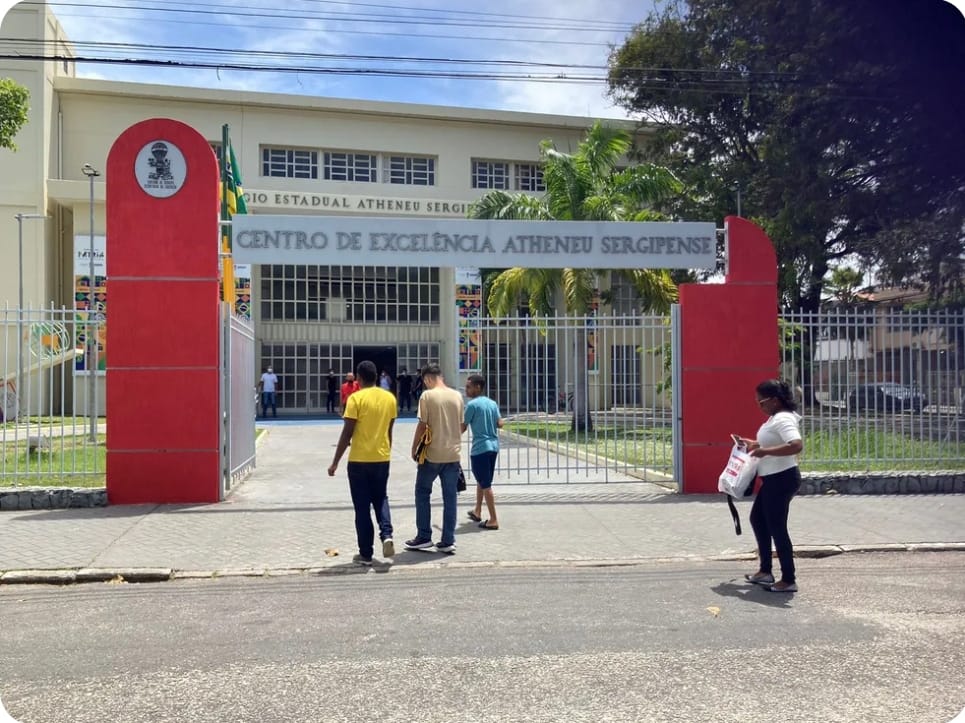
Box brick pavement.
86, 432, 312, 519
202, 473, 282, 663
0, 420, 963, 581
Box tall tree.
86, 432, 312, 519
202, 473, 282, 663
607, 0, 965, 311
470, 122, 682, 429
0, 78, 29, 150
470, 121, 682, 317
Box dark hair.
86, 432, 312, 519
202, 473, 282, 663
421, 363, 442, 378
467, 374, 486, 390
756, 379, 798, 412
356, 360, 378, 385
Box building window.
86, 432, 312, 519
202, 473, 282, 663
262, 147, 319, 179
387, 155, 436, 186
472, 160, 510, 189
260, 265, 440, 324
515, 163, 545, 192
323, 152, 377, 182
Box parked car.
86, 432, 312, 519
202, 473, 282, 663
847, 383, 927, 414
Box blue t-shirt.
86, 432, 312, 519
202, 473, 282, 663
464, 395, 501, 456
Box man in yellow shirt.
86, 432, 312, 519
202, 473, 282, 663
328, 360, 398, 565
405, 363, 465, 554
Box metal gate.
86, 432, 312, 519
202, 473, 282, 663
221, 305, 256, 497
475, 312, 680, 486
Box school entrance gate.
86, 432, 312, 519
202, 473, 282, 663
104, 118, 777, 503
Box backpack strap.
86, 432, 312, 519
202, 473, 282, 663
726, 494, 742, 535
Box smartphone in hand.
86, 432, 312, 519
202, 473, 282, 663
730, 433, 745, 448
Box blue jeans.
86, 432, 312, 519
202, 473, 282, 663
261, 391, 277, 417
347, 462, 393, 558
415, 461, 459, 546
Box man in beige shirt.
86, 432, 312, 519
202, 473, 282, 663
405, 363, 464, 554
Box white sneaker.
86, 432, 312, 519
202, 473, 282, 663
382, 539, 395, 558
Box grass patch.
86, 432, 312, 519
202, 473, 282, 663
505, 421, 673, 469
0, 416, 100, 429
1, 434, 106, 488
802, 428, 965, 472
506, 421, 965, 473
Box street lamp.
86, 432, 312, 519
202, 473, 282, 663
81, 163, 100, 442
13, 212, 47, 422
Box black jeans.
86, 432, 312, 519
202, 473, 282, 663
347, 461, 393, 558
750, 466, 801, 583
327, 390, 337, 413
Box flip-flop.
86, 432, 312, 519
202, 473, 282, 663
478, 520, 499, 530
467, 511, 482, 522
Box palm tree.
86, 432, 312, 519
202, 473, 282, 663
470, 122, 682, 430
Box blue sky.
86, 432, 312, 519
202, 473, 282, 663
3, 0, 658, 118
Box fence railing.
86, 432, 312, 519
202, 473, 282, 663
1, 305, 104, 486
780, 308, 965, 471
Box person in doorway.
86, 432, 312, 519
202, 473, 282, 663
326, 368, 339, 414
259, 366, 279, 418
339, 372, 359, 415
462, 374, 503, 530
396, 368, 413, 413
405, 363, 464, 554
379, 369, 393, 392
328, 360, 397, 565
739, 379, 804, 593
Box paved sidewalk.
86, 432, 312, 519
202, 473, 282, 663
0, 420, 963, 583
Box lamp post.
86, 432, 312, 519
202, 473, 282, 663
81, 164, 100, 442
13, 212, 47, 421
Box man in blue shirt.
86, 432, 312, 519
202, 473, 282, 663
461, 374, 503, 530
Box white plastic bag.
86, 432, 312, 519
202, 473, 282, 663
717, 443, 759, 498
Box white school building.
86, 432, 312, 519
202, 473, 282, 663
1, 1, 657, 417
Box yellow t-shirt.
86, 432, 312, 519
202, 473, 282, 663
418, 385, 464, 463
344, 386, 398, 462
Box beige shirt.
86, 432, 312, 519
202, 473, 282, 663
418, 386, 464, 463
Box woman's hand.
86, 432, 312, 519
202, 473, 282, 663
749, 447, 768, 458
742, 438, 760, 453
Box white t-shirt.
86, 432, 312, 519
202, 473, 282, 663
755, 411, 802, 476
261, 372, 278, 393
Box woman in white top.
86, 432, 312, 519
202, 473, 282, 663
739, 379, 804, 593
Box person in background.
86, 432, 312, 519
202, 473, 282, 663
328, 360, 397, 566
462, 373, 503, 530
405, 363, 464, 554
397, 368, 413, 413
326, 368, 339, 414
379, 369, 393, 392
739, 379, 804, 593
339, 372, 359, 415
259, 366, 279, 418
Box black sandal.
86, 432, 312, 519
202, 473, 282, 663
467, 511, 482, 522
478, 520, 499, 530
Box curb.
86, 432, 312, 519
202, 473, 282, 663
2, 544, 964, 586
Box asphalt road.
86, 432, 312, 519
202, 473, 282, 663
2, 552, 964, 723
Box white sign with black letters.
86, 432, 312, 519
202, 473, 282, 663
232, 216, 717, 270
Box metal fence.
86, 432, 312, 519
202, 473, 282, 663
222, 306, 256, 496
476, 313, 676, 484
1, 305, 104, 486
780, 308, 965, 470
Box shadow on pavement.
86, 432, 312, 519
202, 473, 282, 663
710, 578, 795, 609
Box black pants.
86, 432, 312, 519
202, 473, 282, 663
327, 391, 337, 413
347, 461, 393, 558
750, 466, 801, 583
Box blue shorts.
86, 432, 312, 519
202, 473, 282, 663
470, 451, 498, 489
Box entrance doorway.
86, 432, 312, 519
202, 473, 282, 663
353, 345, 398, 384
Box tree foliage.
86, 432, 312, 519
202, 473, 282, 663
0, 78, 29, 151
607, 0, 965, 310
470, 121, 682, 317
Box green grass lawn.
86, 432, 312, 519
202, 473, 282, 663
505, 421, 965, 473
1, 434, 106, 488
1, 427, 267, 489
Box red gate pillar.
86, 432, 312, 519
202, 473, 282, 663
105, 118, 221, 504
678, 216, 779, 493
